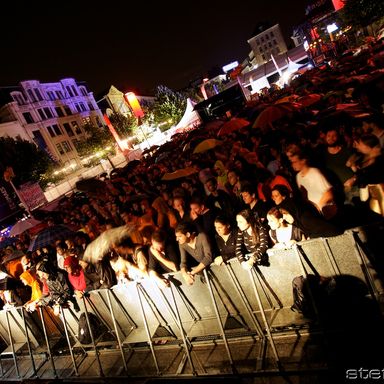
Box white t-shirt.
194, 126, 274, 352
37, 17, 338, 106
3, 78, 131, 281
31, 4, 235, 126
296, 167, 332, 208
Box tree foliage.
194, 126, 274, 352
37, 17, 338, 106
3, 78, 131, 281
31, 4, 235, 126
0, 136, 51, 187
74, 123, 115, 165
341, 0, 384, 30
108, 112, 137, 138
150, 85, 187, 132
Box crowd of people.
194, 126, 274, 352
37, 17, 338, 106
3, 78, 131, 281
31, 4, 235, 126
0, 37, 384, 317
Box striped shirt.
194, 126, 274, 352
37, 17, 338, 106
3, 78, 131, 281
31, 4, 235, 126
235, 224, 269, 264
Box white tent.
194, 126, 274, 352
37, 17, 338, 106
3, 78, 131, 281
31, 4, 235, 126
173, 98, 201, 132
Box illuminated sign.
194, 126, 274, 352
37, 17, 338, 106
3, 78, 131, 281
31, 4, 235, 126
222, 61, 239, 73
327, 23, 338, 33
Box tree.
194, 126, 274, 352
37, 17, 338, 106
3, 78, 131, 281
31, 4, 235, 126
0, 136, 51, 187
341, 0, 384, 32
150, 85, 187, 132
108, 112, 137, 138
74, 123, 115, 167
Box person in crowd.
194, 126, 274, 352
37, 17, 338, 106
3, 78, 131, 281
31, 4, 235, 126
361, 114, 384, 148
19, 269, 43, 312
319, 127, 356, 203
213, 160, 230, 191
240, 181, 272, 223
171, 195, 191, 224
271, 184, 343, 238
213, 216, 237, 266
63, 256, 87, 299
235, 209, 269, 270
36, 260, 79, 316
290, 150, 337, 219
189, 194, 220, 247
266, 207, 306, 249
148, 229, 179, 288
175, 222, 213, 286
205, 177, 237, 219
55, 240, 68, 270
151, 196, 178, 230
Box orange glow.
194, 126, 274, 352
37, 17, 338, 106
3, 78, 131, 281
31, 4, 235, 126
103, 114, 127, 151
124, 92, 145, 118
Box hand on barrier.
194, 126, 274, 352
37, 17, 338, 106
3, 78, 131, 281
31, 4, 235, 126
214, 256, 224, 266
183, 271, 195, 285
241, 260, 254, 270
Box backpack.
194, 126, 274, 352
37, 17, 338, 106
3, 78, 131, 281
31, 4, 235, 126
78, 312, 103, 344
291, 274, 321, 318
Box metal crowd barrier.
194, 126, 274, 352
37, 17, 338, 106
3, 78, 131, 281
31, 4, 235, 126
0, 225, 383, 379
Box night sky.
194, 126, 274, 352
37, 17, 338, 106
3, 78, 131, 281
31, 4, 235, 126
1, 1, 309, 97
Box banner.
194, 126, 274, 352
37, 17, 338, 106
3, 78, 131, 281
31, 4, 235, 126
18, 182, 48, 211
0, 180, 19, 223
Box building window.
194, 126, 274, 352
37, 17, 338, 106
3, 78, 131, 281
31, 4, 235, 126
88, 103, 94, 111
47, 91, 56, 101
96, 116, 102, 127
273, 39, 277, 45
71, 85, 78, 96
256, 40, 260, 46
268, 42, 272, 48
22, 112, 34, 124
80, 87, 88, 96
71, 121, 82, 134
56, 143, 65, 155
47, 126, 56, 138
55, 107, 64, 117
82, 117, 91, 125
27, 89, 37, 102
79, 102, 87, 111
262, 54, 266, 61
37, 109, 46, 120
56, 91, 64, 99
64, 106, 72, 115
270, 31, 274, 37
34, 88, 44, 101
52, 124, 62, 136
66, 86, 74, 97
44, 107, 53, 118
63, 123, 74, 136
61, 141, 72, 153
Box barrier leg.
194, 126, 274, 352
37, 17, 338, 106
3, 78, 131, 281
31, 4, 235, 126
59, 306, 79, 376
106, 290, 128, 373
249, 268, 281, 369
38, 306, 58, 379
82, 298, 104, 377
5, 309, 20, 378
203, 269, 236, 373
225, 264, 265, 337
169, 278, 196, 375
20, 308, 37, 378
135, 283, 160, 375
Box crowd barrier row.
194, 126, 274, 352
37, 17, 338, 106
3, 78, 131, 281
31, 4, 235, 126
0, 226, 383, 379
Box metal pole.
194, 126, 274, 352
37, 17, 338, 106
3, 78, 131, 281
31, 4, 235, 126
5, 310, 20, 378
38, 307, 58, 378
135, 283, 160, 375
249, 268, 281, 369
59, 306, 79, 376
20, 308, 37, 377
106, 289, 128, 372
203, 269, 235, 371
169, 278, 196, 375
225, 263, 264, 337
82, 298, 104, 377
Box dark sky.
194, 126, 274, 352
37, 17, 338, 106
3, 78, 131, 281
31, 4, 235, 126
0, 1, 308, 97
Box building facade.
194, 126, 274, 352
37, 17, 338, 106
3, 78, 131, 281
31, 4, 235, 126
0, 78, 104, 166
247, 24, 288, 67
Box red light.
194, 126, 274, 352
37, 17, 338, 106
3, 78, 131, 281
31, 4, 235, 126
124, 92, 144, 118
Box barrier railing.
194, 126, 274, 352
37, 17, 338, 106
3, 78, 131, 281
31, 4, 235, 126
0, 225, 383, 379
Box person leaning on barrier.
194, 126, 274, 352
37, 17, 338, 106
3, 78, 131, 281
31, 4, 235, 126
19, 270, 42, 313
213, 215, 237, 266
35, 260, 79, 316
148, 229, 179, 288
235, 209, 269, 270
175, 222, 213, 286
